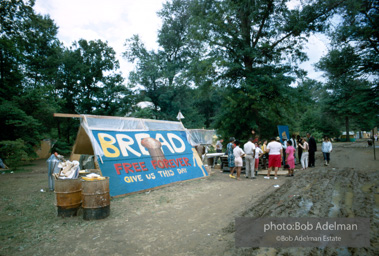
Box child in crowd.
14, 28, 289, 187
285, 140, 295, 177
254, 142, 263, 175
322, 137, 333, 166
261, 140, 268, 169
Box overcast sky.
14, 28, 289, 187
33, 0, 328, 83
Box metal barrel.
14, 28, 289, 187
81, 177, 110, 220
54, 179, 82, 217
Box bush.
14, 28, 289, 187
312, 131, 324, 143
51, 140, 72, 156
0, 139, 29, 169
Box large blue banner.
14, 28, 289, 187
277, 125, 290, 143
91, 130, 208, 196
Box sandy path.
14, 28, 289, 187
26, 172, 286, 256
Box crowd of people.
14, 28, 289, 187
215, 130, 333, 181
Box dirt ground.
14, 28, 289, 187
0, 140, 378, 256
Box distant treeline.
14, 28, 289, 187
0, 0, 377, 167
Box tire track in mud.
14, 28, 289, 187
223, 167, 379, 256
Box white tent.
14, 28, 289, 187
58, 114, 211, 197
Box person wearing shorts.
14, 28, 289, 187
265, 137, 283, 180
233, 140, 245, 180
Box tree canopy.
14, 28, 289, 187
0, 0, 378, 166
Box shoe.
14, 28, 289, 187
274, 177, 278, 180
264, 176, 270, 179
245, 176, 249, 179
251, 177, 256, 179
229, 175, 236, 179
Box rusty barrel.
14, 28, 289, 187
82, 177, 110, 220
55, 179, 82, 217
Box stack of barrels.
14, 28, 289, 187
54, 177, 110, 220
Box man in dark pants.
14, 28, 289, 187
307, 132, 317, 167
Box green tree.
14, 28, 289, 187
72, 39, 122, 114
55, 39, 132, 142
157, 0, 193, 86
0, 0, 62, 160
325, 0, 379, 137
188, 0, 344, 139
92, 73, 135, 116
124, 0, 224, 127
316, 46, 377, 141
332, 0, 379, 77
0, 0, 34, 99
123, 36, 167, 119
23, 13, 61, 88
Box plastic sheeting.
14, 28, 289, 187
83, 115, 185, 131
186, 129, 216, 146
78, 115, 215, 158
47, 154, 62, 191
79, 115, 187, 159
79, 154, 95, 169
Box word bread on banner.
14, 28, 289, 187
91, 130, 207, 196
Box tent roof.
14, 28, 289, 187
69, 115, 215, 160
82, 115, 186, 131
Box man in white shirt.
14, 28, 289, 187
265, 137, 283, 180
243, 137, 256, 179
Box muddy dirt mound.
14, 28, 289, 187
224, 167, 379, 255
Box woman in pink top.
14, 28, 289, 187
285, 140, 295, 177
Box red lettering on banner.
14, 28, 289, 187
152, 160, 158, 169
115, 162, 150, 174
173, 158, 179, 167
150, 157, 192, 170
157, 160, 165, 169
132, 162, 141, 172
122, 163, 133, 173
114, 163, 123, 175
140, 162, 148, 171
183, 157, 191, 166
163, 159, 169, 168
